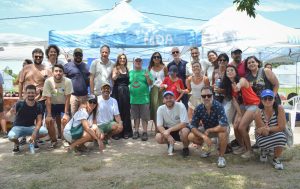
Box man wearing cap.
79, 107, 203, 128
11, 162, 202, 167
155, 91, 190, 157
43, 64, 73, 147
167, 47, 188, 109
188, 86, 228, 168
129, 57, 153, 141
95, 82, 123, 141
229, 48, 246, 77
90, 45, 115, 96
64, 48, 90, 116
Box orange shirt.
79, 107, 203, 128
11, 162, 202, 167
232, 85, 260, 106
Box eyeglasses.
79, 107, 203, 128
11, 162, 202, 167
218, 59, 227, 62
74, 53, 83, 57
34, 56, 43, 59
88, 99, 97, 104
153, 56, 161, 59
201, 94, 213, 99
262, 96, 274, 101
172, 51, 179, 55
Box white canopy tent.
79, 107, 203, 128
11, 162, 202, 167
199, 7, 300, 61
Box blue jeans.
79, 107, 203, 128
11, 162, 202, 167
8, 126, 48, 140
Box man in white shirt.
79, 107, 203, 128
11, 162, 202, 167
96, 82, 123, 141
89, 45, 115, 96
155, 91, 190, 157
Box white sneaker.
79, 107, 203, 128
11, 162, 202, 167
168, 144, 174, 156
241, 151, 253, 159
217, 156, 226, 168
273, 158, 284, 170
63, 140, 70, 147
233, 147, 245, 155
260, 149, 268, 163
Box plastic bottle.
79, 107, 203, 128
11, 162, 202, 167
29, 143, 35, 154
215, 78, 222, 96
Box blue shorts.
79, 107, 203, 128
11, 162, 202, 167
48, 104, 65, 117
8, 126, 48, 140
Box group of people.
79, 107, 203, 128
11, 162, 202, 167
0, 44, 288, 170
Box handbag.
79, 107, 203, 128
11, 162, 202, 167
284, 124, 294, 147
70, 113, 91, 140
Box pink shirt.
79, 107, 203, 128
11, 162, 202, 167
229, 61, 246, 78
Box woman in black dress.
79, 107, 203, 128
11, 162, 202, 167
111, 54, 133, 139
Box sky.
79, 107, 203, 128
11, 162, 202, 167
0, 0, 300, 40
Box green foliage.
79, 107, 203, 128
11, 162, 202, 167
233, 0, 260, 18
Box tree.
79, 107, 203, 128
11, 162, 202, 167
233, 0, 260, 18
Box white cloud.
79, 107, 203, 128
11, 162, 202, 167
257, 0, 300, 12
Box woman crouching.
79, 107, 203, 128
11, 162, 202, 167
63, 95, 104, 154
254, 89, 286, 170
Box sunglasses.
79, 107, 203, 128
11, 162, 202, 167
172, 51, 179, 55
262, 96, 274, 101
201, 94, 213, 99
218, 59, 227, 62
74, 53, 83, 57
153, 56, 161, 60
34, 56, 43, 59
88, 99, 97, 104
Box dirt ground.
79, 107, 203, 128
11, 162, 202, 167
0, 130, 300, 189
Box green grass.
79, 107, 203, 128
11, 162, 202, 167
279, 87, 298, 96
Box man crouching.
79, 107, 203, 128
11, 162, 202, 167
188, 86, 228, 168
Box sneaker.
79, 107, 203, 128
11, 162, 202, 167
182, 147, 189, 157
19, 137, 27, 146
34, 142, 39, 150
233, 147, 245, 155
260, 149, 268, 163
217, 156, 226, 168
2, 132, 8, 138
141, 132, 148, 141
168, 144, 174, 156
241, 151, 253, 159
230, 139, 240, 150
200, 152, 210, 158
13, 144, 20, 154
132, 131, 139, 140
49, 141, 58, 148
272, 158, 284, 170
63, 140, 70, 147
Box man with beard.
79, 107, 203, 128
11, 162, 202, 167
229, 48, 245, 77
7, 85, 48, 153
96, 82, 123, 142
64, 48, 90, 116
43, 64, 73, 148
155, 91, 190, 157
188, 86, 228, 168
19, 48, 52, 105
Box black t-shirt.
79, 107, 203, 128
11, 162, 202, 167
13, 101, 43, 127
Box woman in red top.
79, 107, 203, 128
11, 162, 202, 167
223, 65, 260, 159
160, 65, 185, 102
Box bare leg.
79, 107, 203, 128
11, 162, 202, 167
238, 110, 255, 152
179, 128, 190, 148
218, 131, 227, 157
134, 119, 140, 132
274, 147, 283, 158
55, 115, 61, 139
142, 120, 148, 133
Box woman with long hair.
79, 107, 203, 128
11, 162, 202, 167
111, 53, 132, 139
63, 95, 104, 154
254, 89, 286, 170
223, 65, 260, 158
244, 56, 280, 104
185, 62, 209, 121
205, 50, 219, 83
148, 52, 168, 132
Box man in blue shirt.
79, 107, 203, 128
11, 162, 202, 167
64, 48, 90, 116
167, 47, 188, 109
188, 86, 228, 168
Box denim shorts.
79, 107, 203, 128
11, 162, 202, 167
240, 105, 258, 112
8, 125, 48, 140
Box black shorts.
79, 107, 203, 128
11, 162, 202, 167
164, 127, 181, 141
46, 104, 65, 117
